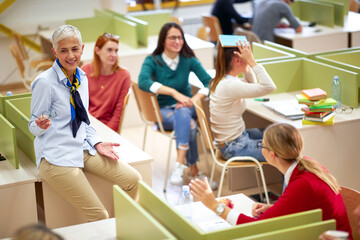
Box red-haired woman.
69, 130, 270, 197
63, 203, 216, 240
82, 33, 130, 132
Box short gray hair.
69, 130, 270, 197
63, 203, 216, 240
52, 25, 82, 50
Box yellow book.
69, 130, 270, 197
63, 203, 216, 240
302, 116, 334, 126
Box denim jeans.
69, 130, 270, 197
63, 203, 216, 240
220, 128, 266, 162
160, 106, 198, 166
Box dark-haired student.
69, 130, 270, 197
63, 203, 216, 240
138, 22, 216, 189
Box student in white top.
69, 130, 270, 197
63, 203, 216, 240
209, 40, 276, 161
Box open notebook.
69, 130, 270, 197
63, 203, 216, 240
262, 100, 306, 120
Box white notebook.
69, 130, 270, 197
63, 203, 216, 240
262, 100, 305, 120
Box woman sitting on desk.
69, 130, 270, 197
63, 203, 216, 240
29, 25, 141, 222
190, 123, 352, 237
82, 33, 130, 132
210, 38, 276, 162
138, 22, 214, 187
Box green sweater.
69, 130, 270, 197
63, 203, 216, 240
138, 54, 211, 108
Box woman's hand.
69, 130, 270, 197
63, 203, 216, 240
95, 142, 120, 161
190, 177, 218, 211
251, 203, 272, 218
173, 91, 193, 109
235, 40, 257, 68
35, 116, 51, 130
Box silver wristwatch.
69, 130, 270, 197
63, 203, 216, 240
215, 203, 226, 216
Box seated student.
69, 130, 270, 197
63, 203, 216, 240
29, 25, 141, 222
82, 33, 130, 132
211, 0, 251, 35
210, 38, 276, 161
252, 0, 303, 42
190, 123, 352, 238
138, 22, 216, 188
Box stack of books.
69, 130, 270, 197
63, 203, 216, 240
296, 88, 336, 125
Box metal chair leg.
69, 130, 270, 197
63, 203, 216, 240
142, 125, 148, 150
163, 137, 174, 193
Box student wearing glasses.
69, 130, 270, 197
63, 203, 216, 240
209, 39, 276, 162
29, 25, 141, 222
82, 33, 130, 132
138, 22, 215, 188
190, 123, 352, 238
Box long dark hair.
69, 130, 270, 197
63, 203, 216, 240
152, 22, 195, 59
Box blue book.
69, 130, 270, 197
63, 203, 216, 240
219, 35, 248, 47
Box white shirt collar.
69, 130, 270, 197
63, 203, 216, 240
284, 161, 298, 186
162, 52, 179, 71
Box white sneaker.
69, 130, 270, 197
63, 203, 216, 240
170, 162, 186, 185
191, 172, 218, 190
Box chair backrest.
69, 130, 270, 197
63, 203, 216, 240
131, 81, 165, 131
197, 26, 209, 41
340, 186, 360, 240
194, 98, 216, 152
9, 44, 25, 78
170, 16, 183, 26
118, 92, 130, 134
202, 14, 222, 43
12, 32, 29, 61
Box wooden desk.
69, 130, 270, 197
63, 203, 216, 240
41, 115, 154, 228
274, 23, 348, 53
245, 92, 360, 191
0, 149, 38, 239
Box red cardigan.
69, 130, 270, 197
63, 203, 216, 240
237, 165, 352, 239
82, 63, 131, 132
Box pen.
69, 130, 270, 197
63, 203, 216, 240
254, 98, 270, 102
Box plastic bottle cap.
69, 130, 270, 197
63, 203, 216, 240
182, 185, 190, 192
6, 91, 12, 96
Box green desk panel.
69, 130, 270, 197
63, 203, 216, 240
291, 0, 334, 27
138, 181, 325, 240
0, 92, 31, 116
4, 97, 35, 165
0, 114, 18, 169
128, 9, 171, 36
264, 41, 309, 58
236, 220, 336, 240
113, 185, 176, 240
103, 9, 149, 47
66, 17, 113, 42
252, 42, 296, 63
262, 58, 359, 107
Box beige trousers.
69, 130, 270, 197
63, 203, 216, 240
39, 151, 142, 222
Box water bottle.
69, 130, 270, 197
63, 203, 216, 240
178, 185, 193, 220
6, 91, 12, 96
332, 76, 341, 108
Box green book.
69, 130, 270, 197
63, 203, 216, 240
296, 95, 337, 107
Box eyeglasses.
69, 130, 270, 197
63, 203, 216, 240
256, 141, 271, 151
103, 33, 120, 40
335, 105, 353, 114
167, 35, 184, 42
32, 110, 57, 119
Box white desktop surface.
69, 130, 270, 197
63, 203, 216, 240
274, 22, 348, 53
51, 193, 254, 240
